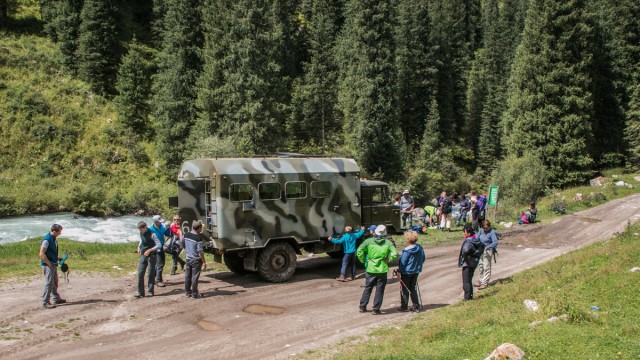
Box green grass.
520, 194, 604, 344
495, 168, 640, 224
299, 225, 640, 360
0, 237, 229, 283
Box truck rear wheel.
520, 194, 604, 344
257, 242, 297, 282
223, 252, 246, 274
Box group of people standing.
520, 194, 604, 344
135, 216, 207, 298
328, 224, 425, 315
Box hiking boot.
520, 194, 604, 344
350, 276, 356, 281
412, 306, 422, 313
336, 275, 346, 282
478, 284, 488, 290
145, 293, 154, 297
191, 293, 201, 299
359, 307, 367, 313
134, 293, 143, 298
156, 281, 165, 287
43, 303, 56, 309
398, 307, 410, 312
53, 299, 67, 305
372, 309, 382, 315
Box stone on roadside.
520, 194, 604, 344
590, 176, 606, 186
523, 299, 539, 312
484, 343, 525, 360
528, 320, 542, 328
629, 267, 640, 273
634, 176, 640, 182
573, 193, 583, 201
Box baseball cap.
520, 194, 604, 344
152, 215, 164, 223
368, 225, 377, 232
403, 190, 410, 194
375, 225, 387, 236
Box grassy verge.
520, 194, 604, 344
299, 224, 640, 360
495, 169, 640, 224
0, 238, 228, 282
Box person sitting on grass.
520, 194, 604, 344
328, 225, 365, 281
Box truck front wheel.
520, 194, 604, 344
223, 252, 247, 275
257, 242, 297, 282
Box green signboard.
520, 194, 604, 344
488, 185, 499, 207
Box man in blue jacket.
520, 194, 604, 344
397, 230, 425, 312
149, 215, 169, 287
328, 225, 365, 281
39, 224, 66, 309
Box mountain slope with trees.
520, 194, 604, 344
0, 0, 638, 216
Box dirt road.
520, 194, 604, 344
1, 194, 639, 360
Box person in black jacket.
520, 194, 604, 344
458, 224, 484, 301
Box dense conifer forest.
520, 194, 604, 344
0, 0, 638, 215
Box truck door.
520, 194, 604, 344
368, 186, 401, 233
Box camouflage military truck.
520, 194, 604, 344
171, 157, 401, 282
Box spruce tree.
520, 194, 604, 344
196, 0, 291, 156
152, 0, 202, 170
56, 0, 83, 72
396, 0, 436, 154
504, 0, 596, 187
625, 84, 640, 171
287, 0, 343, 155
336, 0, 405, 181
115, 40, 153, 135
76, 0, 121, 95
418, 97, 441, 167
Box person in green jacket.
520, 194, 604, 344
356, 225, 398, 315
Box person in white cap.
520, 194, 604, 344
356, 225, 397, 315
399, 190, 414, 229
149, 215, 169, 287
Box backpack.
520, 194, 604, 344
518, 211, 533, 224
441, 198, 453, 213
470, 239, 485, 258
476, 195, 487, 211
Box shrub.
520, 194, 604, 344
549, 197, 567, 215
490, 154, 549, 205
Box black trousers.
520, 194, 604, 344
400, 273, 421, 310
360, 273, 388, 311
462, 266, 476, 300
155, 250, 166, 282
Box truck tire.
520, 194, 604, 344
257, 242, 297, 282
223, 252, 246, 275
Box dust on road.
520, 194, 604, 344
1, 194, 639, 360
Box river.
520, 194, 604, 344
0, 213, 149, 246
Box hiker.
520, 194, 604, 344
149, 215, 169, 287
357, 225, 398, 314
477, 220, 498, 290
455, 195, 470, 227
470, 191, 482, 232
183, 220, 207, 298
440, 193, 453, 231
397, 230, 425, 312
367, 224, 378, 237
168, 215, 186, 275
458, 224, 483, 301
135, 221, 161, 298
399, 190, 415, 228
328, 225, 365, 281
528, 202, 538, 223
423, 205, 438, 228
39, 224, 66, 309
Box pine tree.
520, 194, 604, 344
152, 0, 202, 170
396, 0, 436, 154
429, 0, 481, 142
76, 0, 121, 95
504, 0, 596, 187
625, 84, 640, 171
57, 0, 83, 72
418, 97, 441, 167
114, 40, 153, 135
287, 0, 343, 155
336, 0, 405, 181
196, 0, 292, 156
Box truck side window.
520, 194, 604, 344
311, 181, 331, 198
285, 181, 307, 199
372, 187, 385, 204
230, 183, 254, 202
259, 182, 281, 200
